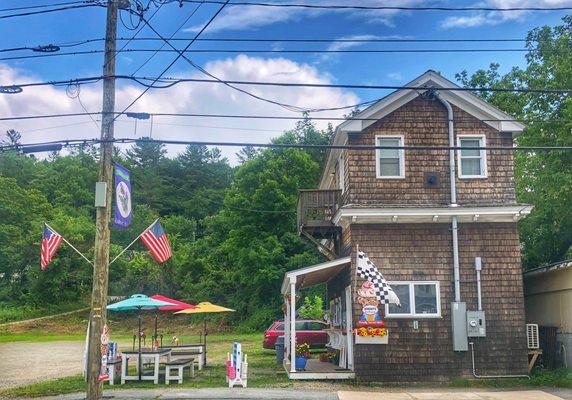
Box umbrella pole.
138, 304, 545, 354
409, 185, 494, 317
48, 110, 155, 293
138, 309, 142, 381
154, 312, 158, 346
204, 316, 207, 367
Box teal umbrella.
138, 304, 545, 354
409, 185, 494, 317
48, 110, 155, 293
107, 294, 174, 381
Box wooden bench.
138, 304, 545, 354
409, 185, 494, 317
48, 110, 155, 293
170, 351, 204, 370
165, 357, 195, 384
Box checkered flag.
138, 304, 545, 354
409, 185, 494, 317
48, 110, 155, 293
357, 250, 401, 306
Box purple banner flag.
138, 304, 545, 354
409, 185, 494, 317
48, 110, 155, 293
114, 163, 132, 228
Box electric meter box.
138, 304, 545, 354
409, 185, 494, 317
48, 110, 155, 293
467, 311, 486, 337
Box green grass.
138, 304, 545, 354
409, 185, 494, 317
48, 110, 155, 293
449, 368, 572, 389
0, 303, 86, 324
0, 333, 292, 398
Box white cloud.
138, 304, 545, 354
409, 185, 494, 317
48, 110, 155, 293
185, 0, 429, 33
386, 72, 403, 81
0, 56, 360, 164
316, 34, 411, 64
440, 0, 572, 29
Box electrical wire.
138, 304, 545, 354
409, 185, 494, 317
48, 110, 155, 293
3, 74, 571, 94
2, 47, 567, 62
3, 36, 555, 53
3, 137, 572, 152
0, 3, 103, 20
176, 0, 572, 12
130, 1, 204, 76
0, 1, 90, 13
137, 14, 345, 113
0, 111, 567, 125
115, 0, 230, 122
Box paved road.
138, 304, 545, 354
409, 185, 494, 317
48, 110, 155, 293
30, 388, 572, 400
0, 341, 84, 390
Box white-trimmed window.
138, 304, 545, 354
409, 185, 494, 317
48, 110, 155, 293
376, 135, 404, 179
385, 281, 441, 318
338, 152, 345, 193
458, 135, 487, 178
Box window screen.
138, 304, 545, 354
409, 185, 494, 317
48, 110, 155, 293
460, 137, 485, 177
377, 137, 403, 177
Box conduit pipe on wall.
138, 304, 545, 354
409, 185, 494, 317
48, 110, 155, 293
470, 342, 530, 379
434, 90, 461, 303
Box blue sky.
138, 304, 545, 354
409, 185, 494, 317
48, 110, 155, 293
1, 0, 570, 162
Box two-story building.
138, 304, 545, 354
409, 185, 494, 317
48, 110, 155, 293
281, 70, 533, 382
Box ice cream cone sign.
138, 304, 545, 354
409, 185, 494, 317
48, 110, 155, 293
356, 281, 385, 328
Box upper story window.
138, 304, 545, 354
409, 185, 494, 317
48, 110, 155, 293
385, 281, 441, 318
376, 135, 404, 179
458, 135, 487, 178
338, 152, 345, 193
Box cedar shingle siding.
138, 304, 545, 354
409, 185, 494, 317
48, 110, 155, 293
347, 223, 527, 383
324, 93, 527, 382
341, 96, 516, 206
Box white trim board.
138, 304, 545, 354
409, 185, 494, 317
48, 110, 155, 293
280, 256, 351, 295
333, 205, 533, 226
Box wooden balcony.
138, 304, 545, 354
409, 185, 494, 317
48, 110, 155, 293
297, 189, 342, 259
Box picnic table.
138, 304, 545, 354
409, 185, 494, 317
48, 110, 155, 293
161, 344, 206, 369
121, 348, 172, 384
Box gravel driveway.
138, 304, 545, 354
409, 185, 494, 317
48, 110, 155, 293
0, 341, 85, 390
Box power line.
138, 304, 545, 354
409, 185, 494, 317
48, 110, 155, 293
177, 0, 572, 12
0, 1, 90, 12
0, 111, 567, 124
130, 1, 205, 76
2, 36, 550, 53
136, 13, 315, 113
3, 74, 571, 94
0, 3, 103, 20
3, 47, 567, 61
3, 137, 572, 152
115, 0, 230, 121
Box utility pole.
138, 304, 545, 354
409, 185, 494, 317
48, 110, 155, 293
86, 0, 124, 398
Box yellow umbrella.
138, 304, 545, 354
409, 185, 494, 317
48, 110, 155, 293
175, 302, 235, 365
176, 302, 235, 314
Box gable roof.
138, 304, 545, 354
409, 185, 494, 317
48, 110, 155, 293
319, 70, 525, 189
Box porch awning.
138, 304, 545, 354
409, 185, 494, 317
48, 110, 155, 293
280, 256, 351, 294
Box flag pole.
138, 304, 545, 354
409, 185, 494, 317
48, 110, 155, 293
46, 223, 93, 266
353, 243, 359, 301
108, 219, 158, 266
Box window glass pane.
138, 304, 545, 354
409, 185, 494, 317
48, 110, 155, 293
388, 284, 410, 314
295, 322, 306, 330
414, 284, 438, 315
379, 159, 400, 176
460, 139, 481, 157
461, 158, 481, 176
276, 323, 284, 331
378, 139, 400, 158
309, 322, 324, 330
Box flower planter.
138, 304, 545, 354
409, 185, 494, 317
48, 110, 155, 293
295, 356, 308, 371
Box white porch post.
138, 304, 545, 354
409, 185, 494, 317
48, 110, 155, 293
290, 279, 296, 373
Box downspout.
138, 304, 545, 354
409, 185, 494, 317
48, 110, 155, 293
434, 90, 461, 303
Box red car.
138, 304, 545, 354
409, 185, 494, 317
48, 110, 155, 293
263, 319, 328, 349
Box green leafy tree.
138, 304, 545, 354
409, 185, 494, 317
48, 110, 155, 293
299, 296, 325, 320
456, 16, 572, 268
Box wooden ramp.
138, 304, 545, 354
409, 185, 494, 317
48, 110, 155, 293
284, 359, 354, 380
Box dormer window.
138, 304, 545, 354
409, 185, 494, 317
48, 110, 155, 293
458, 135, 487, 178
376, 135, 404, 179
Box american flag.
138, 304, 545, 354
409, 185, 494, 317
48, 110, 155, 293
140, 220, 172, 263
357, 250, 401, 306
41, 224, 63, 271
